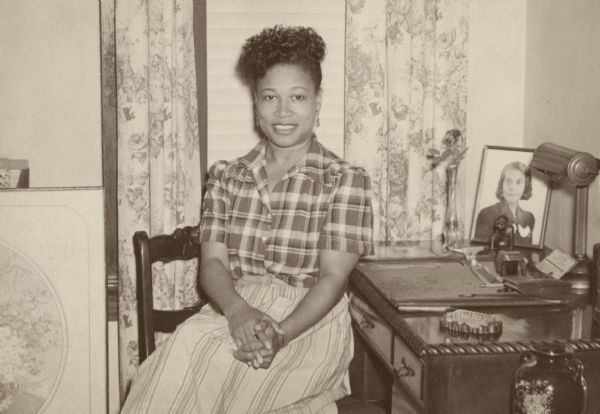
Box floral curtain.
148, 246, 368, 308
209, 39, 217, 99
344, 0, 469, 243
115, 0, 202, 397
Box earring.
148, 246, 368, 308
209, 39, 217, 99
255, 113, 259, 127
315, 114, 320, 128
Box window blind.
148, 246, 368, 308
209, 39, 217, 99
206, 0, 346, 167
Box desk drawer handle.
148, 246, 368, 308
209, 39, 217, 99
394, 357, 416, 378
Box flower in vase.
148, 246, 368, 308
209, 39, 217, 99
427, 129, 467, 169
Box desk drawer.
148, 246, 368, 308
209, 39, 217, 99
350, 294, 393, 363
393, 336, 424, 401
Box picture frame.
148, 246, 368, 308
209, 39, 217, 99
0, 187, 106, 414
469, 145, 552, 249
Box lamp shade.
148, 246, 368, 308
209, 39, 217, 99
530, 142, 599, 187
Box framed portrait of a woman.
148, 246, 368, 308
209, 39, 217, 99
469, 145, 552, 249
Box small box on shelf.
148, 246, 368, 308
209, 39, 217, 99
0, 158, 29, 188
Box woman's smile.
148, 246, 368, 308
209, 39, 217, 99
272, 123, 297, 134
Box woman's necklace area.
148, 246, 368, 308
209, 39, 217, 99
264, 142, 310, 191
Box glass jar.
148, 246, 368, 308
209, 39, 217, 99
511, 343, 587, 414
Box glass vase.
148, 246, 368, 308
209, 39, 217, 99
443, 165, 462, 250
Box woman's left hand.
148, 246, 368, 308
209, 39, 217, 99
233, 317, 285, 369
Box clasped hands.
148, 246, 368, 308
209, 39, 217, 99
226, 303, 285, 369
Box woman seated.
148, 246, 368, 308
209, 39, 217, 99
121, 25, 374, 414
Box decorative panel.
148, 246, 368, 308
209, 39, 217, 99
0, 188, 106, 414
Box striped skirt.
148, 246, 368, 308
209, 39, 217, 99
121, 275, 353, 413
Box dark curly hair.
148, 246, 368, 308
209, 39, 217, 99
236, 25, 326, 91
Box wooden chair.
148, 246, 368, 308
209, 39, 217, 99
133, 226, 207, 363
133, 226, 384, 413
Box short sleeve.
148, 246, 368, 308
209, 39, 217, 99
318, 167, 374, 256
199, 161, 230, 244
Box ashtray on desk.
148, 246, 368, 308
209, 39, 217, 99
440, 309, 502, 336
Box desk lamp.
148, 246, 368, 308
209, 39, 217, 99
529, 142, 600, 290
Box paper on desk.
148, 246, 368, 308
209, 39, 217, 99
536, 248, 577, 279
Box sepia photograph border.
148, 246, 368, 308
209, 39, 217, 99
469, 145, 552, 249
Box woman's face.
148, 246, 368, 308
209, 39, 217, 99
502, 168, 526, 203
254, 64, 321, 150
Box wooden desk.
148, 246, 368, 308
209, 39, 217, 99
348, 258, 600, 414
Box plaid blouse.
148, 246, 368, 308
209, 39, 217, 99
199, 137, 373, 287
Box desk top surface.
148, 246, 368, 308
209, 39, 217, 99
351, 254, 597, 354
